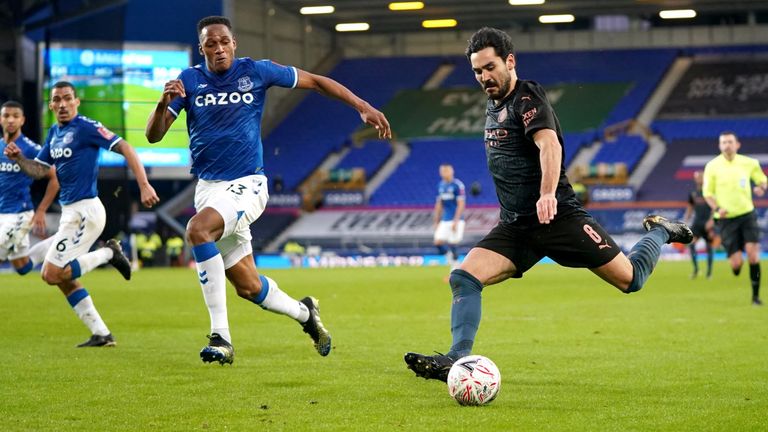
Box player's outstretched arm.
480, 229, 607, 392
295, 69, 391, 139
3, 141, 49, 179
113, 141, 160, 208
31, 166, 60, 236
146, 79, 185, 143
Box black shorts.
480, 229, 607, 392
691, 223, 711, 240
475, 210, 621, 278
717, 211, 760, 255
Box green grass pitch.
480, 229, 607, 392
0, 261, 765, 431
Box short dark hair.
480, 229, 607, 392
52, 81, 77, 97
465, 27, 515, 62
197, 16, 232, 38
720, 130, 739, 140
1, 100, 23, 112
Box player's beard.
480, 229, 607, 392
485, 73, 512, 101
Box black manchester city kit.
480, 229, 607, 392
688, 188, 713, 239
475, 79, 620, 276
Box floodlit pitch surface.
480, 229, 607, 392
1, 262, 764, 431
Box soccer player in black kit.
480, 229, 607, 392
683, 171, 715, 279
404, 27, 694, 382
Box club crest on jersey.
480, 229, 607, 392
497, 108, 508, 123
63, 132, 74, 144
238, 76, 254, 92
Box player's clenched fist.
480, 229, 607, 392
161, 79, 186, 104
3, 141, 21, 160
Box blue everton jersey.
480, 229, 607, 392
168, 57, 298, 181
35, 115, 121, 205
0, 134, 41, 213
437, 179, 466, 221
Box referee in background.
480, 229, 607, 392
703, 131, 767, 306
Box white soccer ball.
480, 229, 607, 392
446, 355, 501, 406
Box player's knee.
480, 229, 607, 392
40, 267, 63, 285
612, 270, 634, 293
616, 279, 633, 293
186, 218, 213, 245
449, 269, 483, 293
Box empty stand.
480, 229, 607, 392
591, 134, 648, 173
370, 138, 495, 206
335, 139, 392, 179
264, 57, 444, 191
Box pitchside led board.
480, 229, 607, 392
41, 42, 191, 167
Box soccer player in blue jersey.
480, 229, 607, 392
433, 164, 465, 270
146, 16, 391, 364
4, 82, 160, 347
0, 101, 59, 275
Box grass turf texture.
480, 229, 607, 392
0, 262, 765, 431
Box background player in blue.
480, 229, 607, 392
5, 81, 160, 347
146, 16, 391, 365
433, 164, 465, 270
0, 101, 59, 275
405, 27, 694, 382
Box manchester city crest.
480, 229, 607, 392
238, 76, 253, 92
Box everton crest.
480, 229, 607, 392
238, 76, 253, 92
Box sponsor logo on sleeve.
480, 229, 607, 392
97, 127, 116, 140
522, 107, 537, 127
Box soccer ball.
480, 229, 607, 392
446, 355, 501, 406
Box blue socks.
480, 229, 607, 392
66, 288, 89, 307
626, 228, 668, 293
16, 260, 33, 275
192, 242, 219, 262
446, 269, 483, 359
251, 275, 270, 306
68, 259, 82, 280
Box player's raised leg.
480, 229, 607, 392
40, 200, 131, 285
225, 254, 331, 356
591, 215, 693, 293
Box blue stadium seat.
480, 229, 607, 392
370, 138, 494, 206
591, 135, 647, 172
335, 139, 392, 179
